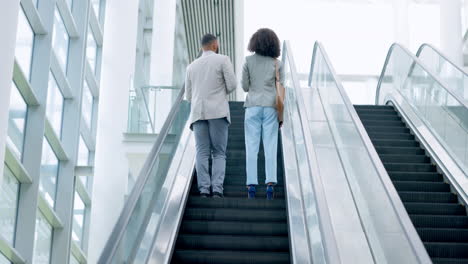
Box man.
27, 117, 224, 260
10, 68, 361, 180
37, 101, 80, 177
185, 34, 237, 198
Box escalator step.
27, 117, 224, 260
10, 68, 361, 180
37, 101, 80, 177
384, 162, 437, 172
355, 109, 399, 116
417, 228, 468, 243
404, 202, 466, 215
354, 105, 395, 110
434, 256, 468, 263
180, 220, 288, 236
365, 126, 410, 133
187, 197, 286, 210
372, 139, 419, 147
424, 242, 468, 258
375, 146, 425, 155
379, 154, 430, 164
358, 114, 402, 121
411, 215, 468, 229
172, 250, 290, 264
184, 208, 287, 222
394, 181, 450, 192
368, 132, 414, 140
176, 234, 289, 252
361, 120, 407, 127
398, 192, 458, 203
388, 172, 443, 182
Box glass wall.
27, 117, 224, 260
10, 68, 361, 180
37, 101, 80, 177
15, 7, 35, 80
0, 1, 106, 262
33, 211, 53, 264
82, 80, 93, 129
52, 8, 70, 74
46, 72, 64, 137
39, 139, 59, 208
6, 83, 28, 159
0, 165, 19, 245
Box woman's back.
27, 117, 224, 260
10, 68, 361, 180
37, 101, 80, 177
242, 53, 284, 108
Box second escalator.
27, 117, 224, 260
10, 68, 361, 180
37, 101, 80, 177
355, 104, 468, 264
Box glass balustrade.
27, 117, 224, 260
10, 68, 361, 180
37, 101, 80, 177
417, 44, 468, 102
378, 44, 468, 174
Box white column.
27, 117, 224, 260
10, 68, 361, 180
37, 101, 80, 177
393, 0, 409, 48
234, 0, 245, 102
87, 0, 139, 262
0, 1, 20, 183
440, 0, 463, 66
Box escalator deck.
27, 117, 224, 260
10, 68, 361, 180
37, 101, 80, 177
355, 105, 468, 264
171, 102, 291, 264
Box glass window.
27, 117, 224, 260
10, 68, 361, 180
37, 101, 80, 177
15, 7, 35, 80
77, 135, 89, 166
72, 191, 85, 247
46, 72, 64, 137
91, 0, 101, 18
86, 26, 97, 73
33, 211, 53, 264
0, 253, 11, 264
0, 165, 20, 245
70, 255, 79, 264
82, 80, 93, 129
7, 82, 28, 159
52, 8, 70, 74
39, 138, 59, 208
66, 0, 73, 9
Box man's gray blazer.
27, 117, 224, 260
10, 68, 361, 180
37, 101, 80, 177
185, 51, 237, 128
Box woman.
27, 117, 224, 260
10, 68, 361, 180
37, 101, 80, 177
241, 28, 284, 200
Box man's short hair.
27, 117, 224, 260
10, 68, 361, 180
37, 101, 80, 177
201, 34, 217, 46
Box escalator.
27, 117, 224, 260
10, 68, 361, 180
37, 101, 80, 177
98, 40, 468, 264
355, 105, 468, 263
171, 102, 290, 264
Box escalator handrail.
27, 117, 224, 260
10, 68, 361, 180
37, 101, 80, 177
98, 86, 186, 263
310, 41, 432, 263
376, 43, 468, 109
283, 41, 341, 264
417, 43, 468, 76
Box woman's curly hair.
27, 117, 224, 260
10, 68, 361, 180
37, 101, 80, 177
247, 28, 280, 58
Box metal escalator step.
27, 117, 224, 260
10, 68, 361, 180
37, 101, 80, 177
384, 162, 437, 172
389, 171, 443, 181
180, 220, 288, 236
365, 126, 410, 133
404, 202, 466, 215
361, 120, 406, 127
358, 114, 401, 121
411, 215, 468, 229
355, 109, 399, 116
375, 146, 425, 155
399, 192, 458, 203
184, 208, 287, 222
372, 139, 419, 147
187, 197, 286, 210
394, 181, 450, 192
389, 172, 442, 182
380, 154, 430, 164
172, 249, 290, 264
368, 132, 414, 140
433, 256, 468, 263
417, 228, 468, 243
176, 234, 289, 252
424, 242, 468, 258
354, 105, 395, 110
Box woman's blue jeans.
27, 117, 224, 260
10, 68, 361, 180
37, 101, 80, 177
244, 106, 278, 185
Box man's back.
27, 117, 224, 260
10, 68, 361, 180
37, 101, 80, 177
185, 51, 236, 126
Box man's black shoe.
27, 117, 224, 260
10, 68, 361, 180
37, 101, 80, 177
200, 193, 210, 198
212, 192, 224, 198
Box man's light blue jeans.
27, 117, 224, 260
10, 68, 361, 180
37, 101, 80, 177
244, 106, 278, 186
